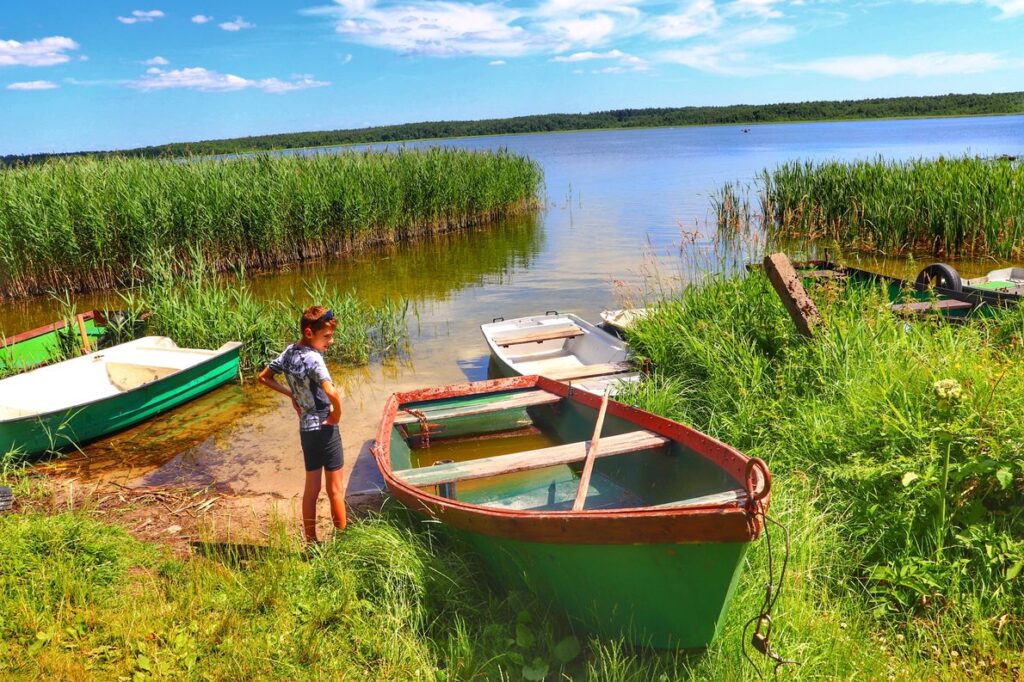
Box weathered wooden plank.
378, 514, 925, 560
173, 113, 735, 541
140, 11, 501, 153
394, 390, 560, 425
645, 489, 747, 509
492, 325, 584, 347
395, 430, 671, 487
891, 299, 973, 314
764, 252, 822, 338
541, 361, 633, 381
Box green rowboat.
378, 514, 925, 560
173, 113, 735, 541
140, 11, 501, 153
0, 336, 241, 456
373, 375, 771, 649
0, 310, 111, 373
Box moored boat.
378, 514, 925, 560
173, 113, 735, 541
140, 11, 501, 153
599, 307, 649, 334
964, 266, 1024, 297
481, 313, 638, 394
373, 375, 771, 648
0, 311, 111, 373
0, 336, 242, 456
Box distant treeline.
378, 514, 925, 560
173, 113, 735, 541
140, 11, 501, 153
5, 91, 1024, 165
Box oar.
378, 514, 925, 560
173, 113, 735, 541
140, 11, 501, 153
572, 387, 612, 511
76, 314, 92, 353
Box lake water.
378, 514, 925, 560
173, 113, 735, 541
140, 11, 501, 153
23, 115, 1024, 497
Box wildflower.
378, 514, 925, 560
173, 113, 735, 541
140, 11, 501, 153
932, 378, 963, 413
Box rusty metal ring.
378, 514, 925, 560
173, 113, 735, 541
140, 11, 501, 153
744, 457, 771, 502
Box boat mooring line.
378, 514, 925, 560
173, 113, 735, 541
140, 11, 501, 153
742, 502, 798, 680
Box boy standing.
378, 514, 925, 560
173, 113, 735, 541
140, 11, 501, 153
258, 306, 346, 543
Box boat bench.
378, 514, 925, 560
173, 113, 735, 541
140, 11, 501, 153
540, 361, 633, 381
492, 325, 584, 348
394, 430, 670, 487
394, 390, 561, 425
106, 362, 180, 392
891, 299, 973, 314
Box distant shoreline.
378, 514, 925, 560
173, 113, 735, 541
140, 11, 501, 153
4, 91, 1023, 164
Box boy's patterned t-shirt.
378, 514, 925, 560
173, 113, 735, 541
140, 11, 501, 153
268, 344, 334, 431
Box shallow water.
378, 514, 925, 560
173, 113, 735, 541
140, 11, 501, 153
17, 115, 1024, 497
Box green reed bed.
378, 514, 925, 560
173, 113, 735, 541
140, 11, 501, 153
108, 253, 409, 373
0, 149, 543, 298
620, 272, 1024, 675
759, 156, 1024, 257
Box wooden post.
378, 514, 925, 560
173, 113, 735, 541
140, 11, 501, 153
763, 252, 822, 338
572, 388, 611, 511
76, 314, 92, 353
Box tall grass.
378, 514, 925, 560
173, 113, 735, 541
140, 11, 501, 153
115, 251, 410, 372
621, 272, 1024, 667
759, 156, 1024, 257
0, 149, 543, 298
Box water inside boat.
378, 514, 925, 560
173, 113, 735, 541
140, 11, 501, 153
390, 387, 743, 513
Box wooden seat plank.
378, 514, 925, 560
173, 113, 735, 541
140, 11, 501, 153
492, 325, 584, 347
540, 361, 633, 381
394, 390, 561, 425
891, 299, 973, 314
395, 430, 670, 487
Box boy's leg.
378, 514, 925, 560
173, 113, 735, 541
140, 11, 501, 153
302, 469, 323, 543
325, 468, 347, 532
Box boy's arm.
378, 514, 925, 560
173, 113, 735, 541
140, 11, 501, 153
322, 380, 343, 426
258, 367, 302, 415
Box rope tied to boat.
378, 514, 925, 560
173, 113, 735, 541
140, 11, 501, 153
403, 408, 431, 448
742, 457, 798, 680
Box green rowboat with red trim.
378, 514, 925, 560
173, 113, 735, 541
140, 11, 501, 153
373, 375, 771, 649
0, 311, 111, 373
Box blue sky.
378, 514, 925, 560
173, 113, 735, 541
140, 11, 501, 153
2, 1, 1023, 154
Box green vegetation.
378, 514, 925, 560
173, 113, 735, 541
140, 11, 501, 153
4, 91, 1023, 164
0, 150, 543, 298
759, 156, 1024, 258
620, 270, 1024, 674
7, 269, 1024, 677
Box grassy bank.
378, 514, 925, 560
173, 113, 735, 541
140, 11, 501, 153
759, 156, 1024, 257
621, 271, 1024, 673
6, 271, 1024, 678
0, 149, 543, 298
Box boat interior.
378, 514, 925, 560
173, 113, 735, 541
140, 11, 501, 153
389, 385, 746, 513
965, 267, 1024, 293
0, 337, 234, 420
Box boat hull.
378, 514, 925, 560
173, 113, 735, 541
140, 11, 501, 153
0, 344, 240, 455
461, 530, 748, 648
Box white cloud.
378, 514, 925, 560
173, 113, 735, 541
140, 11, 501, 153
489, 59, 506, 65
915, 0, 1024, 19
660, 44, 765, 76
219, 17, 255, 31
131, 67, 330, 93
118, 10, 166, 25
725, 0, 784, 19
143, 56, 169, 66
652, 0, 721, 40
552, 49, 627, 62
986, 0, 1024, 17
0, 36, 79, 67
552, 48, 648, 71
191, 14, 213, 24
342, 53, 353, 64
540, 13, 618, 46
7, 80, 59, 90
789, 51, 1009, 80
332, 1, 532, 57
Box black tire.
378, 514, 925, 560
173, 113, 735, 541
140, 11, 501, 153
916, 263, 962, 292
0, 485, 12, 513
